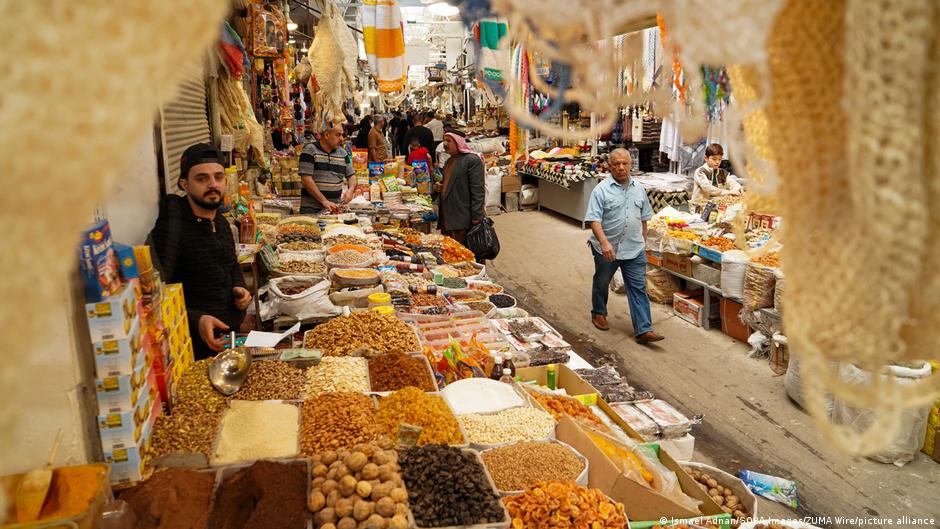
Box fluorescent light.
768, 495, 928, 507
287, 18, 298, 31
427, 2, 459, 17
301, 46, 308, 53
366, 89, 380, 97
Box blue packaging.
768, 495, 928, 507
112, 242, 140, 281
739, 469, 799, 508
78, 219, 123, 302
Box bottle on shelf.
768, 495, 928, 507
547, 364, 557, 390
490, 355, 504, 380
498, 368, 514, 384
501, 355, 516, 378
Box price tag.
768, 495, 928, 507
396, 423, 423, 450
220, 134, 234, 152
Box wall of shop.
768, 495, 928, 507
0, 130, 161, 475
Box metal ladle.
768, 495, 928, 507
208, 332, 252, 396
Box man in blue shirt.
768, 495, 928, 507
585, 148, 664, 344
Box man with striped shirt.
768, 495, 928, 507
299, 123, 356, 214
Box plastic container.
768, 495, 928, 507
372, 306, 395, 316
368, 292, 393, 309
0, 463, 111, 529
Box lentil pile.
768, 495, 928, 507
301, 392, 382, 454
151, 359, 228, 457
304, 312, 420, 357
236, 360, 305, 400
212, 400, 300, 465
458, 407, 556, 446
400, 445, 506, 527
503, 481, 627, 529
481, 442, 585, 492
376, 387, 464, 446
325, 234, 367, 246
209, 461, 309, 529
369, 352, 436, 392
305, 357, 370, 395
488, 294, 515, 308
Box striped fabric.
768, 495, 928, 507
362, 0, 407, 93
478, 18, 508, 82
299, 141, 354, 208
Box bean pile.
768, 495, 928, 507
489, 294, 515, 308
279, 241, 323, 251
458, 407, 556, 446
304, 312, 421, 357
400, 446, 505, 527
300, 392, 382, 454
411, 293, 448, 308
277, 260, 326, 275
369, 352, 436, 392
325, 234, 367, 246
305, 357, 370, 396
527, 389, 607, 429
328, 250, 372, 266
376, 388, 464, 446
481, 442, 585, 491
236, 360, 305, 400
504, 481, 626, 529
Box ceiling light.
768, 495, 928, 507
427, 2, 459, 17
366, 89, 380, 97
287, 18, 298, 31
301, 45, 308, 53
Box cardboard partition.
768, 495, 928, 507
555, 416, 724, 523
501, 175, 522, 193
662, 252, 693, 276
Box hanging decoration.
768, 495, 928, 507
308, 1, 349, 124
477, 17, 509, 82
362, 0, 408, 93
250, 3, 286, 58
701, 65, 731, 122
656, 13, 688, 102
219, 21, 250, 79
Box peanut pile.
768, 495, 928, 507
376, 387, 464, 446
304, 312, 420, 357
458, 407, 556, 446
300, 392, 382, 454
481, 442, 585, 492
236, 360, 306, 400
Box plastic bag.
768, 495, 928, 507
466, 217, 500, 260
784, 351, 835, 416
739, 470, 799, 508
634, 445, 702, 513
574, 366, 652, 403
720, 250, 750, 299
607, 402, 660, 440
520, 184, 539, 206
747, 331, 769, 358
610, 270, 625, 293
634, 400, 693, 439
527, 346, 571, 366
833, 363, 933, 466
485, 169, 502, 209
646, 269, 680, 304
742, 262, 777, 312
329, 284, 384, 309
268, 276, 339, 320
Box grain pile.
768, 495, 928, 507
481, 442, 585, 492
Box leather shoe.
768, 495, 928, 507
592, 314, 610, 331
636, 331, 664, 344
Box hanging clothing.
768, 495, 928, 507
478, 18, 508, 82
362, 0, 407, 93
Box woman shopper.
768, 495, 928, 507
434, 131, 485, 246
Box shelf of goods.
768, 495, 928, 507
516, 159, 602, 189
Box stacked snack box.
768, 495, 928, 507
149, 283, 195, 409
81, 224, 161, 485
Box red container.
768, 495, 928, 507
720, 298, 750, 342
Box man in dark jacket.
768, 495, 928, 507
149, 143, 251, 358
403, 114, 436, 165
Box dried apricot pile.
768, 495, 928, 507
503, 481, 627, 529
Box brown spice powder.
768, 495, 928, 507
119, 468, 214, 529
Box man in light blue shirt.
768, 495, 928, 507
585, 148, 664, 344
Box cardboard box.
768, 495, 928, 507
646, 251, 662, 267
95, 364, 153, 415
112, 242, 140, 282
662, 252, 693, 277
673, 291, 720, 328
720, 298, 750, 342
555, 416, 725, 523
501, 175, 522, 194
92, 317, 144, 377
78, 219, 123, 303
933, 427, 940, 463
104, 414, 155, 485
98, 389, 161, 450
85, 284, 139, 342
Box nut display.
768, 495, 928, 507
368, 352, 436, 392
152, 359, 228, 456
458, 407, 556, 446
301, 392, 382, 454
527, 389, 606, 430
325, 234, 368, 247
399, 445, 505, 528
503, 481, 627, 529
278, 224, 322, 243
304, 312, 421, 357
468, 283, 502, 294
278, 259, 327, 275
307, 442, 412, 529
376, 388, 464, 446
305, 357, 371, 396
685, 467, 751, 523
328, 250, 373, 266
236, 360, 306, 400
280, 241, 324, 251
410, 293, 448, 308
481, 442, 585, 492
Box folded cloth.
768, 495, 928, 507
362, 0, 407, 93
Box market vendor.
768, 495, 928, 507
149, 143, 252, 358
299, 123, 356, 214
691, 143, 742, 203
585, 148, 664, 344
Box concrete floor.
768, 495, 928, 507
486, 209, 940, 529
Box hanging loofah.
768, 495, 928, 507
0, 0, 229, 462
308, 2, 348, 125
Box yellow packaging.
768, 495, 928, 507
923, 427, 936, 456
928, 405, 939, 427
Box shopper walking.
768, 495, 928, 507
353, 115, 373, 149
585, 148, 664, 344
368, 115, 389, 163
434, 131, 484, 246
425, 111, 445, 153
396, 114, 413, 157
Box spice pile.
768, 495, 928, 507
307, 442, 411, 529
481, 442, 585, 492
376, 387, 464, 445
212, 400, 300, 465
400, 446, 506, 527
469, 282, 502, 294
236, 360, 305, 400
458, 407, 556, 446
441, 277, 468, 289
209, 461, 309, 529
301, 392, 381, 454
504, 481, 627, 529
527, 389, 606, 429
369, 351, 435, 392
31, 465, 105, 521
119, 468, 214, 529
489, 294, 515, 308
304, 312, 420, 357
305, 357, 370, 395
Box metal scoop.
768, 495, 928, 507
209, 333, 252, 396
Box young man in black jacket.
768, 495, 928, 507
149, 143, 252, 358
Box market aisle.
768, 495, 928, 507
487, 210, 940, 528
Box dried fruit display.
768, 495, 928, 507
375, 387, 464, 446
752, 252, 780, 268
503, 481, 627, 529
701, 236, 736, 252
526, 388, 606, 429
368, 352, 435, 392
442, 236, 474, 263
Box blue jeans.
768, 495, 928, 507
591, 246, 652, 337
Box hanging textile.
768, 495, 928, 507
657, 13, 688, 102
362, 0, 407, 93
219, 22, 250, 78
701, 65, 731, 122
478, 18, 508, 82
